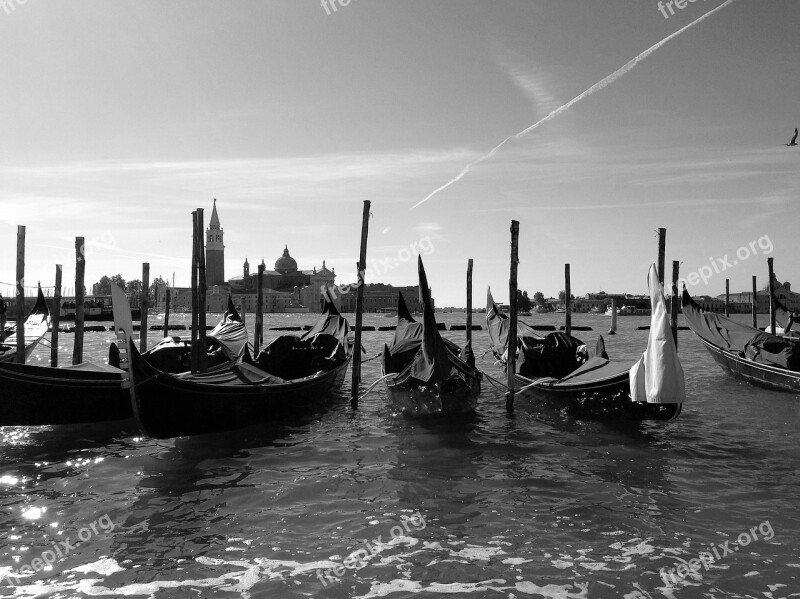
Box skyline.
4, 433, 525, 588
1, 0, 798, 306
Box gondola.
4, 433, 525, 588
682, 287, 800, 392
487, 265, 682, 421
0, 286, 50, 363
113, 285, 352, 438
381, 257, 481, 417
0, 287, 132, 426
111, 295, 248, 373
0, 360, 130, 425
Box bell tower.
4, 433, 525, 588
206, 199, 225, 286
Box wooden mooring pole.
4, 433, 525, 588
73, 237, 85, 365
506, 220, 520, 412
466, 258, 473, 348
140, 263, 150, 353
768, 257, 776, 334
725, 279, 730, 317
751, 275, 758, 328
190, 211, 199, 373
0, 292, 6, 343
51, 264, 62, 367
657, 228, 666, 285
608, 297, 617, 335
564, 264, 572, 337
196, 208, 207, 372
351, 200, 371, 409
163, 285, 171, 338
15, 226, 25, 363
255, 263, 265, 356
671, 261, 679, 349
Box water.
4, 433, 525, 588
1, 311, 798, 598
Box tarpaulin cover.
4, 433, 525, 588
630, 265, 685, 404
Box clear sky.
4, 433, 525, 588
1, 0, 797, 306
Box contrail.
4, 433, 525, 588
412, 0, 738, 210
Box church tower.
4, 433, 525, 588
206, 199, 225, 286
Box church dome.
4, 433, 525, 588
275, 246, 298, 274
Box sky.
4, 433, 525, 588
0, 0, 797, 307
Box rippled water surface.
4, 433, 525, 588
1, 311, 798, 598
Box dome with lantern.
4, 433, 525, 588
275, 246, 298, 275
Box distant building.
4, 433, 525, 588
227, 247, 335, 313
205, 199, 225, 286
719, 278, 800, 314
335, 284, 427, 313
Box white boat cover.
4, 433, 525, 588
629, 264, 686, 404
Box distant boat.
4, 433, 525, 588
554, 308, 566, 314
606, 305, 650, 316
788, 127, 798, 147
519, 310, 532, 316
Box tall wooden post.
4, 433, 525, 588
657, 228, 666, 285
351, 200, 371, 409
255, 263, 265, 355
671, 261, 679, 349
768, 257, 776, 334
0, 293, 6, 343
466, 258, 473, 349
196, 208, 207, 372
73, 237, 85, 365
15, 226, 25, 363
51, 265, 62, 367
140, 263, 150, 353
163, 286, 171, 338
725, 279, 730, 317
608, 297, 618, 335
506, 220, 520, 412
564, 264, 572, 337
751, 276, 758, 328
190, 210, 199, 373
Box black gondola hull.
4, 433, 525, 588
513, 372, 680, 421
131, 351, 351, 438
0, 362, 131, 425
699, 337, 800, 393
383, 363, 481, 417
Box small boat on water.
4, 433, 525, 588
488, 265, 683, 421
381, 258, 481, 417
682, 288, 800, 393
113, 285, 352, 438
0, 287, 132, 426
0, 286, 50, 363
0, 360, 130, 426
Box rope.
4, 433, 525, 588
479, 370, 508, 392
356, 373, 397, 401
360, 351, 383, 363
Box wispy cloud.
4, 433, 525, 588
495, 54, 561, 118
